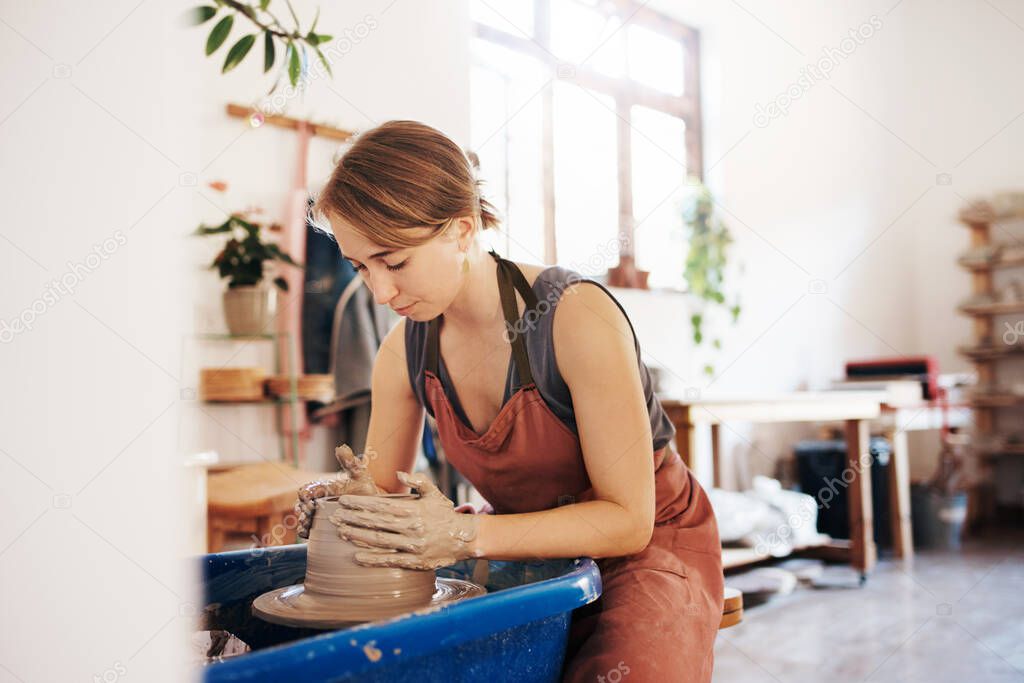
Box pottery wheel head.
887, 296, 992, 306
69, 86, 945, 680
252, 577, 486, 629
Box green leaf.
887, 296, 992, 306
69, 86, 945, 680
287, 41, 300, 87
712, 338, 722, 350
222, 33, 256, 73
314, 45, 332, 77
309, 6, 320, 33
266, 242, 302, 267
205, 15, 233, 55
703, 364, 715, 377
285, 0, 301, 30
189, 6, 217, 25
263, 31, 275, 72
315, 33, 333, 44
259, 0, 271, 10
195, 219, 232, 235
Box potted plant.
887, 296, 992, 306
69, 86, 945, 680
195, 212, 302, 336
682, 179, 742, 377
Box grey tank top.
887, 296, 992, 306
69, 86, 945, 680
405, 264, 676, 451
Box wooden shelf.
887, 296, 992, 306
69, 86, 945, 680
958, 301, 1024, 316
203, 398, 289, 405
975, 445, 1024, 456
957, 194, 1024, 527
957, 344, 1024, 360
968, 394, 1024, 408
722, 539, 833, 570
197, 333, 278, 341
958, 253, 1024, 272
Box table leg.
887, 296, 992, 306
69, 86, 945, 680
674, 412, 713, 487
667, 405, 694, 470
845, 419, 876, 578
207, 520, 226, 553
711, 423, 722, 488
887, 428, 914, 562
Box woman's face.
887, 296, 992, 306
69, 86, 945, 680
330, 216, 467, 322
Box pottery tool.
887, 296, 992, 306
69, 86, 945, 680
253, 495, 485, 629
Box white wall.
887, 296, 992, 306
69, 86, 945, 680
184, 0, 1024, 492
182, 0, 472, 470
0, 1, 471, 679
627, 0, 1024, 488
0, 1, 198, 680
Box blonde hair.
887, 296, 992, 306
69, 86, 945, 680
312, 120, 500, 249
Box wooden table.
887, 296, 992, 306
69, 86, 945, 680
206, 462, 337, 552
874, 401, 972, 561
661, 391, 887, 579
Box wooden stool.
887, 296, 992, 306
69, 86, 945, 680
206, 462, 337, 553
719, 587, 743, 629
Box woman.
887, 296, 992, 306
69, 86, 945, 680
297, 120, 723, 681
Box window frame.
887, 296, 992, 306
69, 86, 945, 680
471, 0, 703, 279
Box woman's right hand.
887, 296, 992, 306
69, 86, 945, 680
295, 444, 382, 538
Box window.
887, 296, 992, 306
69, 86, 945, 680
469, 0, 702, 287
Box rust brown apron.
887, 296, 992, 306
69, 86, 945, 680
423, 251, 723, 682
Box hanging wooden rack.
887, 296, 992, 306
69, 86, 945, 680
225, 103, 356, 142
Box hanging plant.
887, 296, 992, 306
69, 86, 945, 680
682, 180, 742, 376
188, 0, 333, 91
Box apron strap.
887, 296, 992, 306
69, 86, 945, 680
424, 251, 538, 388
489, 250, 536, 388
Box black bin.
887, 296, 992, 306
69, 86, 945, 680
794, 438, 892, 549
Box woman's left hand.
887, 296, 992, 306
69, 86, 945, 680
329, 471, 480, 570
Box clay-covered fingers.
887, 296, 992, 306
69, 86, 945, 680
353, 550, 449, 570
297, 476, 350, 503
396, 471, 445, 500
334, 444, 365, 474
297, 480, 328, 503
335, 524, 426, 554
328, 508, 422, 535
295, 476, 349, 538
334, 444, 379, 495
334, 494, 417, 517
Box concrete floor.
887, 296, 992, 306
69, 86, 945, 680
714, 533, 1024, 682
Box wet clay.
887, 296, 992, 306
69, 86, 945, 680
329, 471, 480, 570
253, 495, 485, 629
295, 444, 382, 539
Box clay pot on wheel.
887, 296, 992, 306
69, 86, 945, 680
253, 495, 484, 629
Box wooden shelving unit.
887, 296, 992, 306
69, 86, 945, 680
958, 301, 1024, 316
196, 332, 302, 466
955, 198, 1024, 523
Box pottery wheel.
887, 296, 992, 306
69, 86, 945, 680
252, 494, 485, 629
253, 576, 486, 629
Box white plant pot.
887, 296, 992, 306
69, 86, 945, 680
222, 285, 276, 336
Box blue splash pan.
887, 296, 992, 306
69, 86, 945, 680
199, 544, 601, 682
